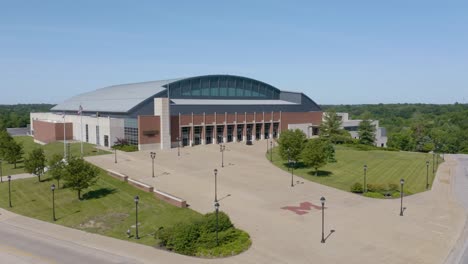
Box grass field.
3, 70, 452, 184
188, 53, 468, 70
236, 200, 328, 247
0, 169, 203, 246
270, 145, 442, 195
1, 136, 109, 176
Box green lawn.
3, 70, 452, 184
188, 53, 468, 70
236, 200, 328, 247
1, 136, 109, 176
0, 169, 202, 246
270, 145, 442, 195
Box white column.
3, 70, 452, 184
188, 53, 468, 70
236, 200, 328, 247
154, 98, 171, 150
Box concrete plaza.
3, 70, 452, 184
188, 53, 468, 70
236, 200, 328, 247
84, 142, 465, 264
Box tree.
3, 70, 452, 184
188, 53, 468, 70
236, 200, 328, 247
278, 129, 307, 161
0, 129, 13, 158
387, 128, 415, 151
358, 119, 376, 145
48, 154, 65, 188
319, 110, 343, 143
24, 148, 47, 182
64, 157, 99, 199
3, 139, 24, 168
301, 139, 327, 176
322, 140, 337, 163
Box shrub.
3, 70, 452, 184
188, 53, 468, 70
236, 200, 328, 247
388, 183, 399, 192
112, 144, 138, 152
350, 182, 363, 193
392, 191, 402, 198
201, 211, 233, 233
366, 183, 388, 193
155, 211, 250, 257
363, 192, 385, 198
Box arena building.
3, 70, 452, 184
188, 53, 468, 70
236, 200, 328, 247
30, 75, 323, 150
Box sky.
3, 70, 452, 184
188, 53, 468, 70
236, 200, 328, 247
1, 0, 467, 105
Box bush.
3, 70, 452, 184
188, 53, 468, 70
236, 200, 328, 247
112, 144, 138, 152
350, 182, 363, 193
388, 183, 399, 192
363, 192, 385, 198
392, 191, 402, 198
155, 211, 250, 257
201, 212, 233, 233
366, 183, 387, 193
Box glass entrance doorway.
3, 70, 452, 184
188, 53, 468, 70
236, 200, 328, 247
205, 126, 213, 144
182, 127, 190, 146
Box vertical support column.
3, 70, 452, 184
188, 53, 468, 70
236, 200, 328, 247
154, 98, 171, 150
270, 111, 274, 139
214, 112, 217, 144
252, 112, 256, 141
190, 112, 194, 147
202, 112, 206, 145
243, 112, 247, 142
261, 112, 265, 140
223, 112, 227, 143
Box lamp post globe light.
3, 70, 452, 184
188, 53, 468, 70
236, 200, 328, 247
214, 201, 220, 246
150, 152, 156, 178
8, 175, 12, 207
214, 169, 218, 202
134, 195, 140, 239
400, 179, 405, 216
426, 160, 430, 190
51, 184, 56, 221
363, 165, 368, 193
320, 196, 326, 243
220, 145, 225, 168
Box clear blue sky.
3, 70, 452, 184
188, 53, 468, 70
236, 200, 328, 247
1, 1, 467, 105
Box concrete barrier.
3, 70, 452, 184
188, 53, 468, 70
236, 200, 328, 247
154, 190, 187, 208
106, 169, 128, 182
128, 178, 154, 192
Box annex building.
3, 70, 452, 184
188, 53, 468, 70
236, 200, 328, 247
30, 75, 323, 150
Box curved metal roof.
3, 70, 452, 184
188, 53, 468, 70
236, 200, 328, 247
52, 78, 182, 113
51, 75, 309, 114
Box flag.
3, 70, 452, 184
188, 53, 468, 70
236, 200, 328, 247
78, 105, 83, 115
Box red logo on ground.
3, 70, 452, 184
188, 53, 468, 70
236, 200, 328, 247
281, 202, 324, 215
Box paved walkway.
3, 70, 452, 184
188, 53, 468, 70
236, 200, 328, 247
0, 143, 464, 263
1, 173, 35, 182
83, 142, 466, 264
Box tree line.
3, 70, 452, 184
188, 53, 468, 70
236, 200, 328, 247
0, 129, 98, 199
0, 104, 54, 130
321, 103, 468, 154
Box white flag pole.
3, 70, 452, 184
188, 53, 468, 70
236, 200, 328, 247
63, 113, 66, 160
79, 104, 84, 156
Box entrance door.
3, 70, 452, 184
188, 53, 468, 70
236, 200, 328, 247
236, 124, 244, 142
194, 126, 201, 145
182, 127, 190, 146
216, 126, 224, 144
227, 125, 234, 142
104, 135, 109, 147
205, 126, 213, 144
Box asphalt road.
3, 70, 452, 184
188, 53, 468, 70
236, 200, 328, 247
0, 221, 140, 264
451, 154, 468, 264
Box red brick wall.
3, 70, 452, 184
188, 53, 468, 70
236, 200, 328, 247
138, 116, 160, 144
280, 112, 323, 131
33, 120, 72, 144
170, 116, 180, 141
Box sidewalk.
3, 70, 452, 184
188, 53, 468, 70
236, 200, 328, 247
0, 142, 464, 264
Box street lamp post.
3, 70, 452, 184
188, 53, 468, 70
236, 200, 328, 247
134, 195, 140, 239
363, 165, 368, 193
214, 201, 220, 246
220, 144, 225, 168
290, 160, 296, 187
270, 141, 273, 162
114, 148, 117, 163
176, 137, 180, 156
214, 169, 218, 202
320, 196, 326, 243
150, 152, 156, 178
432, 152, 435, 174
8, 175, 12, 207
400, 178, 405, 216
51, 184, 56, 221
426, 160, 430, 189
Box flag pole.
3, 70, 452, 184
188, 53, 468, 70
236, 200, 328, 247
80, 104, 83, 157
63, 113, 66, 160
